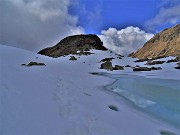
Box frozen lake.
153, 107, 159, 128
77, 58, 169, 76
99, 73, 180, 127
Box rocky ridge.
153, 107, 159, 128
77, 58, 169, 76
38, 34, 107, 58
37, 32, 179, 71
129, 24, 180, 59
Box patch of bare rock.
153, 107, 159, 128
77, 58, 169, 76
175, 62, 180, 70
133, 67, 162, 71
38, 34, 107, 58
22, 61, 46, 66
100, 61, 124, 71
146, 61, 165, 65
129, 24, 180, 59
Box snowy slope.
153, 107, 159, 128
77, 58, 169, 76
0, 44, 179, 135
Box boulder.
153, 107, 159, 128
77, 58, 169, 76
100, 57, 115, 62
100, 61, 113, 70
146, 61, 165, 65
175, 66, 180, 69
134, 58, 149, 62
117, 56, 122, 59
114, 65, 124, 70
117, 54, 124, 57
22, 61, 46, 66
108, 105, 118, 112
175, 62, 180, 69
125, 65, 131, 67
133, 67, 151, 71
133, 66, 162, 71
151, 67, 162, 70
69, 56, 77, 61
166, 56, 180, 63
160, 130, 176, 135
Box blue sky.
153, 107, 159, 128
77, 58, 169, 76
70, 0, 179, 34
1, 0, 180, 52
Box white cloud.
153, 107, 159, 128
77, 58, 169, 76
0, 0, 84, 51
99, 26, 153, 55
145, 2, 180, 32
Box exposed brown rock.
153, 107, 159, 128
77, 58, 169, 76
38, 34, 107, 58
100, 61, 113, 70
113, 65, 124, 70
129, 24, 180, 59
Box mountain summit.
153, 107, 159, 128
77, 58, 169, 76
129, 24, 180, 59
38, 34, 107, 58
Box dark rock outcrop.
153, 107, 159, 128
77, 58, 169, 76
133, 67, 151, 71
69, 56, 77, 61
175, 62, 180, 69
116, 54, 124, 57
134, 58, 149, 62
108, 105, 118, 112
166, 56, 180, 63
76, 51, 94, 56
133, 67, 162, 71
160, 130, 176, 135
117, 56, 122, 59
175, 66, 180, 70
113, 65, 124, 70
151, 67, 162, 70
100, 57, 115, 62
146, 61, 165, 65
134, 56, 167, 63
100, 62, 124, 71
125, 65, 131, 67
38, 34, 107, 58
100, 61, 113, 70
22, 61, 46, 66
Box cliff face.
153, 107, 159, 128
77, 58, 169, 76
38, 34, 107, 58
129, 24, 180, 59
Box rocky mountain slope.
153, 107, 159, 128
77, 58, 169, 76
129, 24, 180, 59
38, 34, 107, 58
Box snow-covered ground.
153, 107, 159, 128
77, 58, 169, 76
0, 44, 179, 135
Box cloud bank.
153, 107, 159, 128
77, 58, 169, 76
99, 27, 154, 55
0, 0, 84, 51
145, 0, 180, 32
